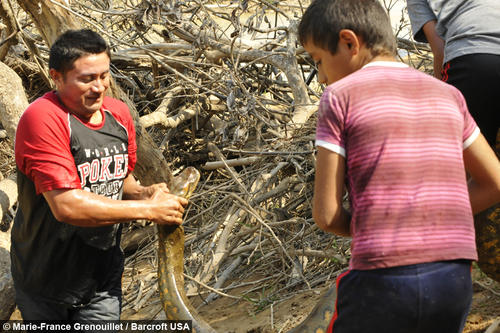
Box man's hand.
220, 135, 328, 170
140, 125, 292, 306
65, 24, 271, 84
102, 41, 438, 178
139, 182, 170, 200
148, 187, 189, 225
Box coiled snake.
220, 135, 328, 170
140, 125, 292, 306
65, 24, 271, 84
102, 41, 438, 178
157, 167, 338, 332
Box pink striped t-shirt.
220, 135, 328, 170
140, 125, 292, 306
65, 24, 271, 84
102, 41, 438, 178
316, 61, 478, 270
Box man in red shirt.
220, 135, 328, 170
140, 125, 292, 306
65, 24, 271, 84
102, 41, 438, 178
11, 29, 187, 321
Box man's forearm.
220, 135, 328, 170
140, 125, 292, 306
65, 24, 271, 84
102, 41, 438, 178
122, 173, 150, 200
44, 189, 158, 226
43, 187, 185, 227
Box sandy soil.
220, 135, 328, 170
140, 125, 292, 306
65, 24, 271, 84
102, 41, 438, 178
8, 271, 500, 333
193, 266, 500, 333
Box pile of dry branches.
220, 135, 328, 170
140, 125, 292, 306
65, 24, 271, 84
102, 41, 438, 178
1, 0, 434, 321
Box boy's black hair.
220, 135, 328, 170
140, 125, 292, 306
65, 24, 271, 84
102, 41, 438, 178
49, 29, 110, 74
298, 0, 396, 57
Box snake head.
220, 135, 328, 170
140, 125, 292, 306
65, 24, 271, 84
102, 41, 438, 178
170, 167, 201, 199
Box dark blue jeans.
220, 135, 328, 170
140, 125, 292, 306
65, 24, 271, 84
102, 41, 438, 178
329, 260, 472, 333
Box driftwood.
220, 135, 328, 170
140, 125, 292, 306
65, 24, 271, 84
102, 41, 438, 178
485, 318, 500, 333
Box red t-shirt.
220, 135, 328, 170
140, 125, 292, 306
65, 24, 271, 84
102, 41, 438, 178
11, 91, 137, 304
15, 91, 137, 194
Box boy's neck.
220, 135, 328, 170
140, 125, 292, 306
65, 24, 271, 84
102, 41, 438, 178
361, 54, 398, 67
355, 46, 398, 70
369, 54, 398, 63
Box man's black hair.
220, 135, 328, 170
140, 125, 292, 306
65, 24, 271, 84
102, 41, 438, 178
298, 0, 397, 57
49, 29, 110, 74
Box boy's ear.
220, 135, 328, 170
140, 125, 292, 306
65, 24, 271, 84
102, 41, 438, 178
338, 29, 361, 54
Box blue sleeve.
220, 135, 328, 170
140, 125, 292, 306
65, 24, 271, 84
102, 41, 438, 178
406, 0, 437, 43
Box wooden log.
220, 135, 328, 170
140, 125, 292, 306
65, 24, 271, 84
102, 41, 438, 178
140, 107, 197, 129
485, 318, 500, 333
0, 0, 19, 61
15, 0, 80, 48
202, 156, 260, 170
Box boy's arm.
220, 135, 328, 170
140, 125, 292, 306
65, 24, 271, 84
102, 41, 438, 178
422, 20, 445, 79
313, 147, 351, 236
463, 134, 500, 214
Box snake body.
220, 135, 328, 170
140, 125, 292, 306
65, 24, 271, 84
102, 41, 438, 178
156, 167, 341, 332
157, 167, 216, 333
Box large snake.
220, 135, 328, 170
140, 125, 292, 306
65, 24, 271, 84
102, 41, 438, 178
157, 167, 216, 333
157, 166, 338, 332
157, 164, 500, 332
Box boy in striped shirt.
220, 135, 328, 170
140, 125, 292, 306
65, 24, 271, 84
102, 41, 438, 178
298, 0, 500, 332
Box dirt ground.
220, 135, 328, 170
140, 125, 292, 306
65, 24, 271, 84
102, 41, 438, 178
120, 262, 500, 333
192, 265, 500, 333
7, 265, 500, 333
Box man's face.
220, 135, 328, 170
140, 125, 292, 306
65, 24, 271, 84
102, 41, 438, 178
51, 52, 110, 121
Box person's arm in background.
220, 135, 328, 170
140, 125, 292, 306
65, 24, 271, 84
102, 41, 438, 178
313, 147, 351, 236
421, 20, 445, 79
43, 173, 188, 227
406, 0, 444, 78
463, 134, 500, 214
